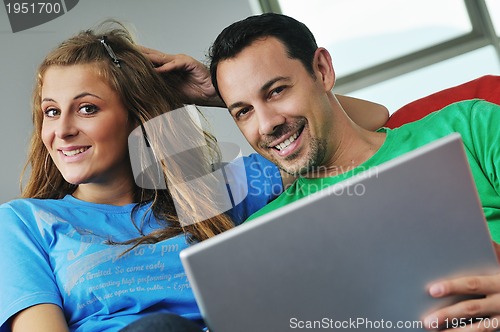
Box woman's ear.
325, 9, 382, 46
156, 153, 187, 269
313, 47, 336, 91
127, 113, 141, 134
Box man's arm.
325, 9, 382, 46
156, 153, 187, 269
139, 46, 224, 107
141, 48, 389, 190
139, 47, 389, 130
423, 251, 500, 331
423, 101, 500, 331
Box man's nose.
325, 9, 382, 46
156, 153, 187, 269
257, 106, 286, 135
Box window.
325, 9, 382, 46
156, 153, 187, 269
256, 0, 500, 112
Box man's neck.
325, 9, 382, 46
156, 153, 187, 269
305, 99, 387, 179
322, 129, 386, 178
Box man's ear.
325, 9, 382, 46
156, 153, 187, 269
313, 47, 336, 91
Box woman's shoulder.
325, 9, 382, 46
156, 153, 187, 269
2, 195, 141, 215
1, 196, 67, 213
0, 198, 68, 230
0, 196, 112, 225
1, 197, 52, 213
0, 196, 152, 243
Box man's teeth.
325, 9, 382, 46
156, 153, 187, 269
62, 147, 88, 156
275, 132, 299, 151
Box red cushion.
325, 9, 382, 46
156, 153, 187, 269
385, 75, 500, 129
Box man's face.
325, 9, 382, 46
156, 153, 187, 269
217, 37, 335, 176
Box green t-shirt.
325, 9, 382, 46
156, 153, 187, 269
246, 99, 500, 242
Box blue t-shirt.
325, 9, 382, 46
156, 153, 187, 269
0, 154, 281, 332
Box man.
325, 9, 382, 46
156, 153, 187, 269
208, 13, 500, 330
140, 44, 389, 219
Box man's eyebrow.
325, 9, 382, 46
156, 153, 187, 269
227, 101, 246, 113
226, 76, 290, 112
260, 76, 290, 93
41, 92, 103, 103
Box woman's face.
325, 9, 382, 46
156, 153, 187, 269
41, 64, 134, 187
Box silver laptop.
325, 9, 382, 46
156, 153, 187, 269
180, 133, 499, 332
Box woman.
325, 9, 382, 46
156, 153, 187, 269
0, 22, 387, 332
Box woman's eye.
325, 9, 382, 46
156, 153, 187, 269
79, 105, 98, 115
44, 108, 59, 118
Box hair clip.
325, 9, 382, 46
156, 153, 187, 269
98, 36, 121, 68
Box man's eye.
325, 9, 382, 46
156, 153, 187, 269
44, 108, 59, 117
270, 86, 285, 97
79, 105, 99, 115
235, 107, 251, 119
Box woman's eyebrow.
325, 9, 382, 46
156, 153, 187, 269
41, 92, 104, 103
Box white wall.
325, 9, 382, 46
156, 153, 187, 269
0, 0, 257, 203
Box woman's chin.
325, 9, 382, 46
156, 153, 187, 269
61, 174, 86, 186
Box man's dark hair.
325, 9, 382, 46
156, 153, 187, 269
209, 13, 318, 97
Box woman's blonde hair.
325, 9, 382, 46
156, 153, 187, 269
22, 20, 234, 245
